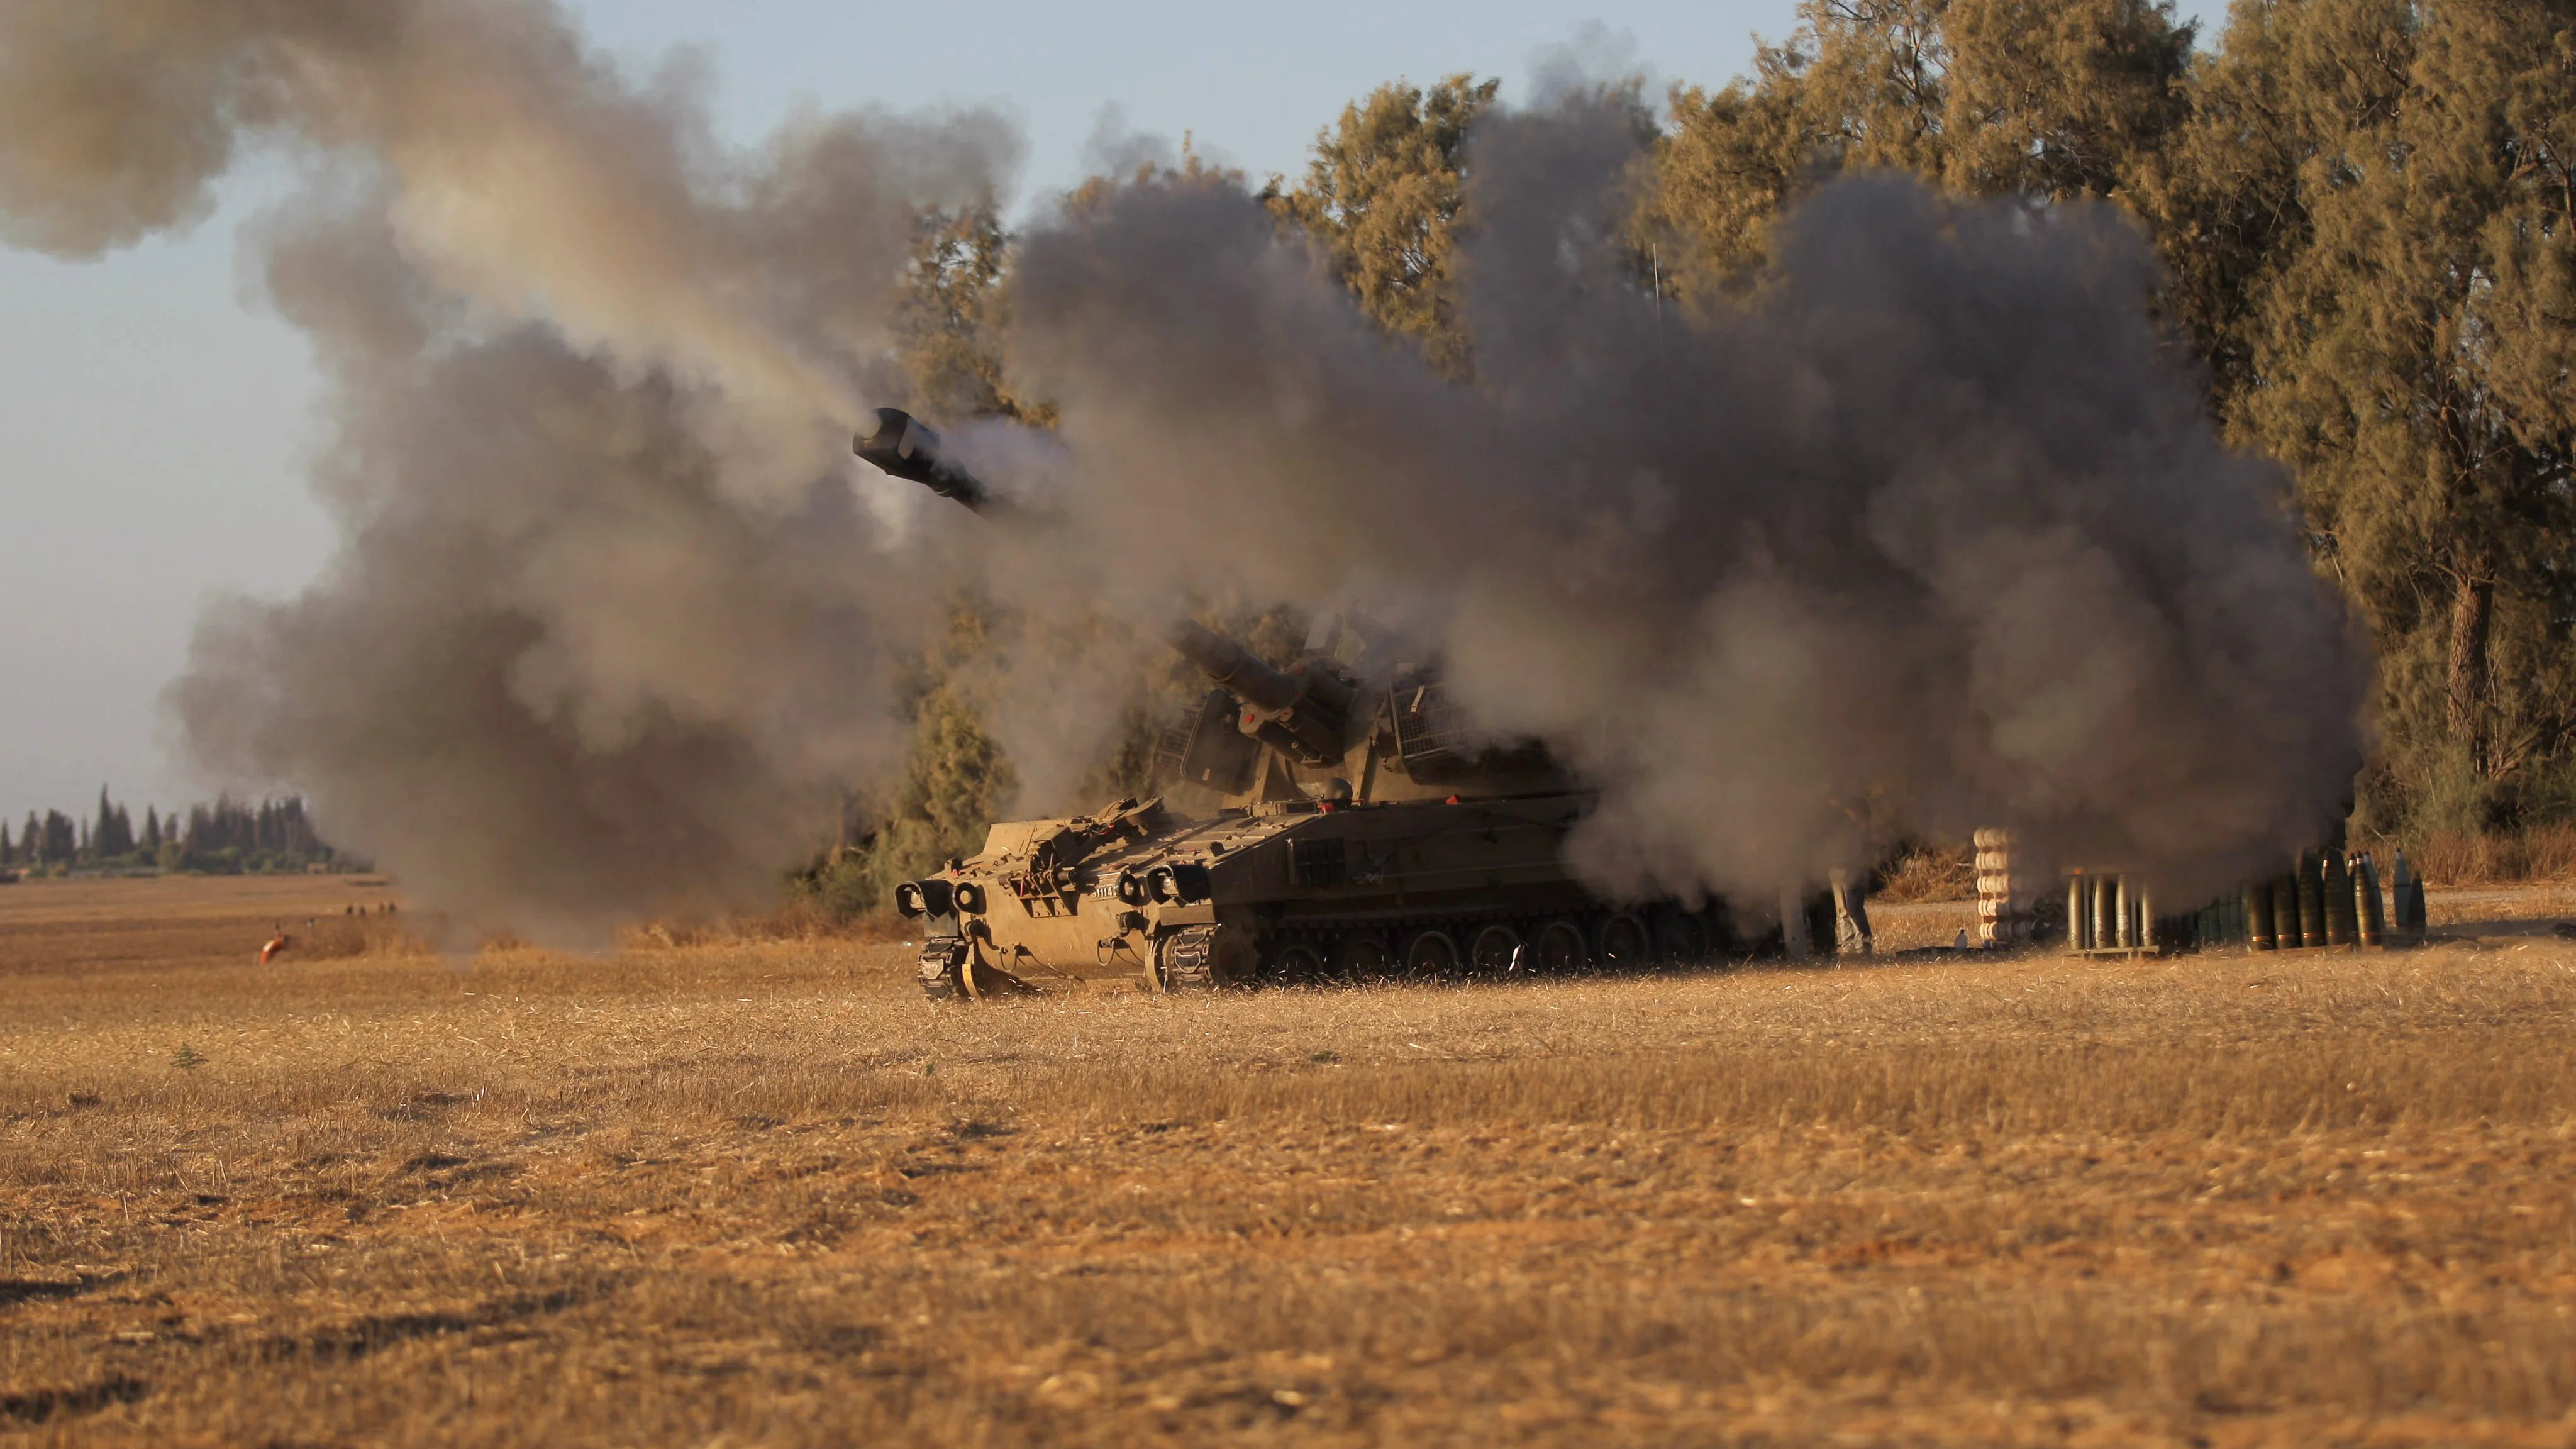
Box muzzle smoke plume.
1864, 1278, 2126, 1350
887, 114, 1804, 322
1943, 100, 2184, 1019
997, 99, 2367, 906
0, 1, 2367, 930
0, 0, 1016, 933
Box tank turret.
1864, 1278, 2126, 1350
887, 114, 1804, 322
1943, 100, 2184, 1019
1168, 619, 1360, 767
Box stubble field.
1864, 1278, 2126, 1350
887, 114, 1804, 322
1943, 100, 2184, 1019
2, 874, 2573, 1446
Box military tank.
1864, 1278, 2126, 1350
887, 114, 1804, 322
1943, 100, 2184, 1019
858, 408, 1752, 999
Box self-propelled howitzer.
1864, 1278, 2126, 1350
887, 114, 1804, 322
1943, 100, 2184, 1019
857, 409, 1741, 997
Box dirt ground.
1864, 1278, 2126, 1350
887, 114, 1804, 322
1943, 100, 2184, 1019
3, 875, 2573, 1446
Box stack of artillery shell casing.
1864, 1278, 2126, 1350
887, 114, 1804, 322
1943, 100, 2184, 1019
2354, 855, 2385, 946
2389, 850, 2429, 941
1973, 828, 2037, 945
2065, 842, 2423, 959
2244, 877, 2277, 950
2242, 848, 2409, 952
2324, 852, 2358, 946
2064, 868, 2156, 954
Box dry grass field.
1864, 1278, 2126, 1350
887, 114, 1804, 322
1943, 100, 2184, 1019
3, 875, 2574, 1446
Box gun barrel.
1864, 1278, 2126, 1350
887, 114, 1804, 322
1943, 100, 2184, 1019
853, 407, 994, 511
1169, 619, 1302, 713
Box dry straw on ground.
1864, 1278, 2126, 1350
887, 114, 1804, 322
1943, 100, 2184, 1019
3, 875, 2573, 1446
2402, 824, 2576, 887
1867, 842, 1979, 902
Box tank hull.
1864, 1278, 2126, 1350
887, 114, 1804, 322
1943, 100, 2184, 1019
854, 421, 1764, 998
906, 793, 1734, 996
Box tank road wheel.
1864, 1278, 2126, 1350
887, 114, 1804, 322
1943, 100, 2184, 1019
1530, 918, 1589, 974
1152, 928, 1211, 991
1593, 911, 1652, 973
1154, 924, 1258, 992
1330, 932, 1391, 982
1469, 923, 1524, 976
1265, 940, 1328, 984
1652, 909, 1711, 967
1208, 928, 1260, 987
916, 938, 969, 1001
1399, 928, 1462, 982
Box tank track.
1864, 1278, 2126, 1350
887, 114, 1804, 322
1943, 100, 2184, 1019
916, 938, 968, 1001
1157, 924, 1220, 990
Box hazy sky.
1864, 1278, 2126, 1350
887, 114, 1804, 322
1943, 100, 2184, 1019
0, 0, 2220, 823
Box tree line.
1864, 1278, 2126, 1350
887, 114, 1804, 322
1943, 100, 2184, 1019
1635, 0, 2576, 845
799, 0, 2573, 921
0, 787, 353, 877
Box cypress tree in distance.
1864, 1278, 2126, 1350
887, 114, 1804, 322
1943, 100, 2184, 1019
0, 791, 344, 874
93, 786, 136, 857
40, 810, 74, 864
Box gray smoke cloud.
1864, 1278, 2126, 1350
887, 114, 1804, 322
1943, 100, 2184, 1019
1, 0, 1014, 934
994, 93, 2367, 906
1, 1, 2366, 930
